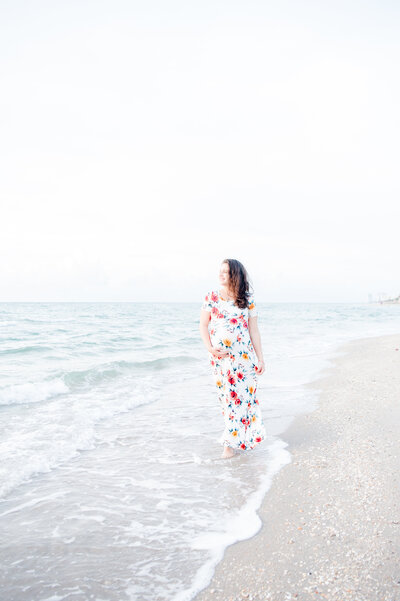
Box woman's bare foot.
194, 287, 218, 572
221, 446, 235, 459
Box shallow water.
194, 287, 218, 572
1, 301, 400, 600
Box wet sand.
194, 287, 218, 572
194, 333, 400, 601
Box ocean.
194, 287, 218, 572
1, 300, 400, 601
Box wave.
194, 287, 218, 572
0, 423, 97, 500
0, 345, 52, 356
0, 381, 156, 499
108, 335, 143, 343
63, 355, 198, 389
0, 379, 69, 407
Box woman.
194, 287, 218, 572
199, 259, 266, 459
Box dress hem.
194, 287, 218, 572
220, 434, 266, 451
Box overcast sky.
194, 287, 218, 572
1, 0, 399, 302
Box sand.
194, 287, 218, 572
194, 333, 400, 601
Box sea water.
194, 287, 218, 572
1, 301, 400, 601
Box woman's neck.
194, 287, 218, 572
219, 285, 235, 300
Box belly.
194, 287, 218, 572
211, 326, 236, 351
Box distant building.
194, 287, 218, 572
368, 292, 400, 304
380, 293, 400, 305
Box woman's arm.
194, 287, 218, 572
199, 310, 230, 359
199, 309, 213, 352
248, 316, 266, 375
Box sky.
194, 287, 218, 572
1, 0, 399, 302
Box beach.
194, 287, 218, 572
194, 333, 400, 601
2, 303, 400, 601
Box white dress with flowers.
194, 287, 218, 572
201, 290, 266, 450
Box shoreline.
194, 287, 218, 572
193, 332, 400, 601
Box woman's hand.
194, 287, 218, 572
209, 346, 231, 360
255, 359, 266, 375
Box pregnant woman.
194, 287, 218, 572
199, 258, 266, 459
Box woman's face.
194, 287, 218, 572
219, 262, 230, 287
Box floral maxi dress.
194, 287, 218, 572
202, 290, 266, 450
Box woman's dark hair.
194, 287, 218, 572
223, 258, 253, 309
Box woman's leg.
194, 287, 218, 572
221, 445, 235, 459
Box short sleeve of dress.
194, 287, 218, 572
201, 291, 213, 313
248, 295, 258, 317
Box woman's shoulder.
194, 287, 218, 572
204, 289, 219, 301
201, 289, 219, 312
247, 292, 258, 316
